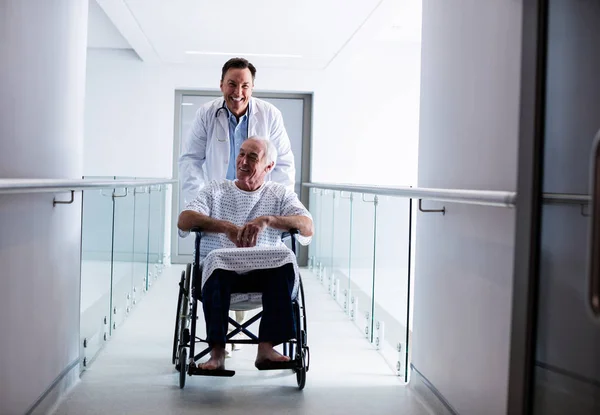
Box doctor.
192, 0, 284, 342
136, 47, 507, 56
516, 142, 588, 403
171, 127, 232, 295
178, 57, 295, 205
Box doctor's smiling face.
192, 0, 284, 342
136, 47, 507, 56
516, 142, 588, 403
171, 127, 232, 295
220, 67, 254, 119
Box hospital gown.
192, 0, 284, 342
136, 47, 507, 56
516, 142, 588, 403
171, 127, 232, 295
180, 180, 312, 303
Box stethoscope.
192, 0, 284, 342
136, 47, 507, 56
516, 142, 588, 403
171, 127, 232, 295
215, 100, 250, 142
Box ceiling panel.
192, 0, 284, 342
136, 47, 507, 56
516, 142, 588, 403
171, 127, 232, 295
123, 0, 382, 69
87, 0, 132, 49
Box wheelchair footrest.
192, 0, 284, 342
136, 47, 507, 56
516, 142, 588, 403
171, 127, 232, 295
188, 366, 235, 377
255, 360, 298, 371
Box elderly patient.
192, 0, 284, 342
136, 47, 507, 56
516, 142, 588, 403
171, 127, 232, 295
177, 136, 313, 371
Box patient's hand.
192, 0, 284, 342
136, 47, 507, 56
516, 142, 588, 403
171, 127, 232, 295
224, 224, 243, 247
237, 216, 270, 247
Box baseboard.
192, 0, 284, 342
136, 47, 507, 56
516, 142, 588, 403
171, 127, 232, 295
410, 364, 459, 415
26, 358, 80, 415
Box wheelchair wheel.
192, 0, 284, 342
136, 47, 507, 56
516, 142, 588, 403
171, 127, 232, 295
295, 331, 307, 390
294, 280, 308, 390
172, 272, 185, 365
179, 347, 187, 389
178, 264, 192, 348
175, 264, 192, 371
296, 361, 306, 390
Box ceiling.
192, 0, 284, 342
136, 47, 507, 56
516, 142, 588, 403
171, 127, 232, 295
87, 0, 416, 70
87, 0, 131, 49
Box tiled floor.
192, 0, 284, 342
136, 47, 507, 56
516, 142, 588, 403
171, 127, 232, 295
52, 265, 432, 415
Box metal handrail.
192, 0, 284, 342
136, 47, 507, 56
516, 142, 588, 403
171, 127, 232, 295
303, 182, 597, 210
5, 179, 586, 208
303, 182, 517, 208
0, 178, 176, 195
542, 193, 591, 205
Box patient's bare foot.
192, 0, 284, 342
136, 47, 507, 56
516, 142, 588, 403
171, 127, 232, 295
200, 346, 226, 370
255, 342, 291, 364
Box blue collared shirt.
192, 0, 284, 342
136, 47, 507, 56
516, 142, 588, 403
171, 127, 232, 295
225, 105, 249, 180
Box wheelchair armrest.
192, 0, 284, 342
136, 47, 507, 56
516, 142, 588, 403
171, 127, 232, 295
281, 229, 299, 255
281, 228, 299, 241
191, 227, 203, 266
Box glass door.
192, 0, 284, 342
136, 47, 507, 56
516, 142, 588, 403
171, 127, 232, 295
511, 1, 600, 413
533, 0, 600, 412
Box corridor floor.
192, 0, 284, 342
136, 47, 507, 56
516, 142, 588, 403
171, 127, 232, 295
52, 265, 432, 415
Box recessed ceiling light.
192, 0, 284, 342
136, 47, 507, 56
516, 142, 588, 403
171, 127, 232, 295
181, 103, 194, 106
185, 51, 302, 59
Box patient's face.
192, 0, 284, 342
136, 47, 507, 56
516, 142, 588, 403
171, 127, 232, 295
236, 139, 272, 190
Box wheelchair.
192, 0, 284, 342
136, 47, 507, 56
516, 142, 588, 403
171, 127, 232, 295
172, 228, 309, 390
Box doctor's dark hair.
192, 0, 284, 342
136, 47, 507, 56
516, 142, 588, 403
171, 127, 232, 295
221, 58, 256, 81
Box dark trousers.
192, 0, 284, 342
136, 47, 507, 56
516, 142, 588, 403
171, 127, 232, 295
201, 263, 296, 346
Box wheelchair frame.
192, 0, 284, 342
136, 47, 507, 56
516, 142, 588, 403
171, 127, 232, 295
172, 228, 310, 390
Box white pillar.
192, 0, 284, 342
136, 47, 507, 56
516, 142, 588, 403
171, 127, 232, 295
412, 1, 521, 414
0, 0, 88, 178
0, 1, 88, 414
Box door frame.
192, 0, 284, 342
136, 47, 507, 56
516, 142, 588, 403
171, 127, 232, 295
507, 0, 549, 413
170, 90, 313, 265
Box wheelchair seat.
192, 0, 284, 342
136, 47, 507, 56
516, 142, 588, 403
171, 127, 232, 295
229, 293, 263, 311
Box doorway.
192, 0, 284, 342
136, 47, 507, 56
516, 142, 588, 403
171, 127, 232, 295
510, 1, 600, 413
170, 90, 312, 265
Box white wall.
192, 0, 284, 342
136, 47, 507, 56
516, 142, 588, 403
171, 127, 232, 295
0, 1, 89, 414
412, 1, 522, 414
311, 0, 422, 186
83, 49, 320, 178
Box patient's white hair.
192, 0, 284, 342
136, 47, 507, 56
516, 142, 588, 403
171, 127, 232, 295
248, 136, 278, 168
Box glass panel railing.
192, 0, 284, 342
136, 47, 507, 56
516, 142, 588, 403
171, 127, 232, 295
160, 184, 170, 266
317, 190, 335, 287
148, 184, 167, 284
308, 188, 321, 270
305, 182, 515, 381
373, 196, 412, 381
111, 186, 135, 332
133, 186, 150, 296
331, 191, 352, 310
306, 185, 413, 381
80, 186, 113, 370
78, 177, 172, 372
349, 193, 376, 343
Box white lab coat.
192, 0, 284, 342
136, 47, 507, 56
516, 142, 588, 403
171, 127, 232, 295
178, 97, 296, 205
